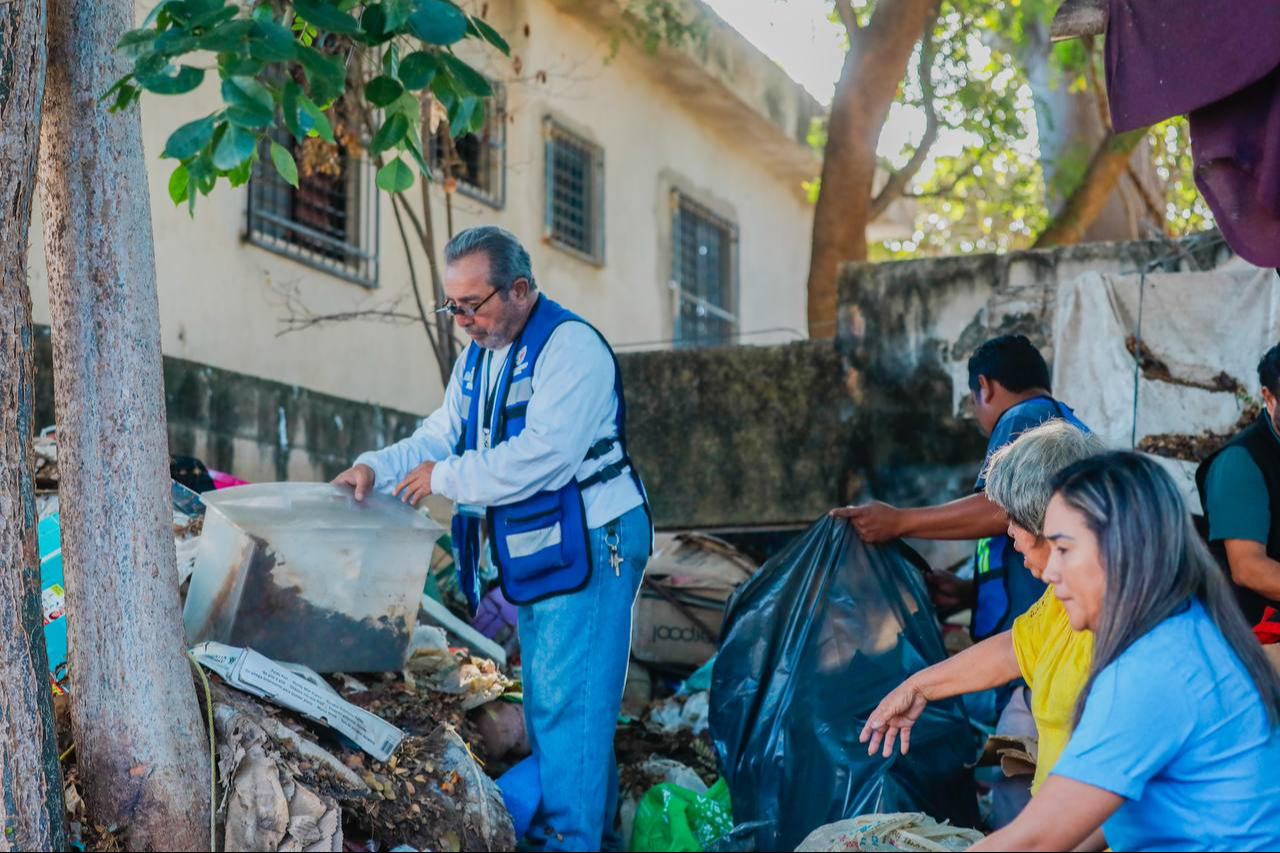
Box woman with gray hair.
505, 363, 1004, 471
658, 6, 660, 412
972, 453, 1280, 851
861, 420, 1104, 811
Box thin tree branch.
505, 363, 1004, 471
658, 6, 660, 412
835, 0, 860, 34
277, 309, 424, 334
1127, 162, 1167, 227
390, 192, 441, 354
902, 159, 979, 199
869, 9, 940, 219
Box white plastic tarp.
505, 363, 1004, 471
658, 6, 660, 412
1053, 263, 1280, 511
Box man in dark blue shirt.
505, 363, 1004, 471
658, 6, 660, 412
834, 334, 1088, 640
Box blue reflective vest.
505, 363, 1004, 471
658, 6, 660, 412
451, 295, 651, 612
971, 397, 1090, 641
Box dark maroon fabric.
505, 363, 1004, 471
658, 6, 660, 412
1105, 0, 1280, 132
1191, 71, 1280, 266
1106, 0, 1280, 266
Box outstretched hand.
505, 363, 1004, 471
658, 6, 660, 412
860, 679, 929, 757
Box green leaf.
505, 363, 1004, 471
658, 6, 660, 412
469, 99, 488, 133
117, 29, 157, 59
220, 56, 265, 76
154, 28, 199, 55
190, 5, 238, 32
388, 90, 420, 120
398, 50, 438, 90
297, 45, 347, 104
376, 157, 415, 192
270, 140, 299, 188
163, 113, 217, 159
299, 95, 335, 142
101, 76, 129, 102
249, 19, 298, 61
430, 70, 458, 107
136, 64, 205, 95
212, 123, 258, 170
408, 0, 468, 45
440, 53, 491, 97
405, 133, 433, 178
197, 18, 254, 52
382, 42, 401, 77
449, 96, 477, 137
370, 112, 409, 153
168, 163, 190, 204
282, 79, 304, 140
364, 74, 404, 107
383, 0, 415, 30
252, 3, 273, 22
221, 75, 274, 128
294, 0, 360, 34
226, 157, 255, 186
359, 4, 391, 43
142, 0, 178, 28
467, 16, 510, 55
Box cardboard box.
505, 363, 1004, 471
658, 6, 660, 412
630, 533, 757, 668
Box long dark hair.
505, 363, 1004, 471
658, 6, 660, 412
1050, 451, 1280, 726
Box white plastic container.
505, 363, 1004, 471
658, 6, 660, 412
183, 483, 445, 672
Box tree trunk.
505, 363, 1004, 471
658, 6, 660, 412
0, 1, 68, 849
38, 0, 210, 849
805, 0, 939, 338
1022, 24, 1162, 244
1033, 127, 1148, 248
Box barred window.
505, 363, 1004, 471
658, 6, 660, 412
671, 193, 738, 348
544, 118, 604, 263
430, 83, 505, 207
246, 128, 379, 287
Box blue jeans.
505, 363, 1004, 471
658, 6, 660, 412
518, 505, 650, 851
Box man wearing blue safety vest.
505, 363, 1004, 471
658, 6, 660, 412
334, 225, 652, 851
832, 334, 1088, 822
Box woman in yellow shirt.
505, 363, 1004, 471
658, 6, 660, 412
860, 419, 1103, 799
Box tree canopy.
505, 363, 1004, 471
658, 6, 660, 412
110, 0, 508, 209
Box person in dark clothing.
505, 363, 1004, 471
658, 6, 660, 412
1196, 344, 1280, 629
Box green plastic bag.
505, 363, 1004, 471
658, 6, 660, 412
631, 778, 733, 852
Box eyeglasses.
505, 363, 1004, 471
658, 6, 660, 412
435, 288, 499, 317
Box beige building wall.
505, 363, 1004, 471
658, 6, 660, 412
27, 0, 818, 417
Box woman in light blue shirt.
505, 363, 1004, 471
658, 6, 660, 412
974, 451, 1280, 852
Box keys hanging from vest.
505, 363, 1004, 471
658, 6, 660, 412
606, 524, 623, 576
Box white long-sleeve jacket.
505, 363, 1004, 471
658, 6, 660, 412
355, 320, 644, 529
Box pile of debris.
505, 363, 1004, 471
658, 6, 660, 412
42, 447, 767, 852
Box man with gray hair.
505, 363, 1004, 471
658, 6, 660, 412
334, 225, 652, 850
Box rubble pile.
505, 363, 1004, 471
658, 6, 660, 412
43, 459, 762, 852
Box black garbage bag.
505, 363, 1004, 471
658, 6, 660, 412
710, 516, 980, 851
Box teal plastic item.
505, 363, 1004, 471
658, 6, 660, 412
38, 514, 68, 692
683, 654, 716, 693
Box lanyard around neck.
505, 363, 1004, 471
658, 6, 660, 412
481, 348, 512, 443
